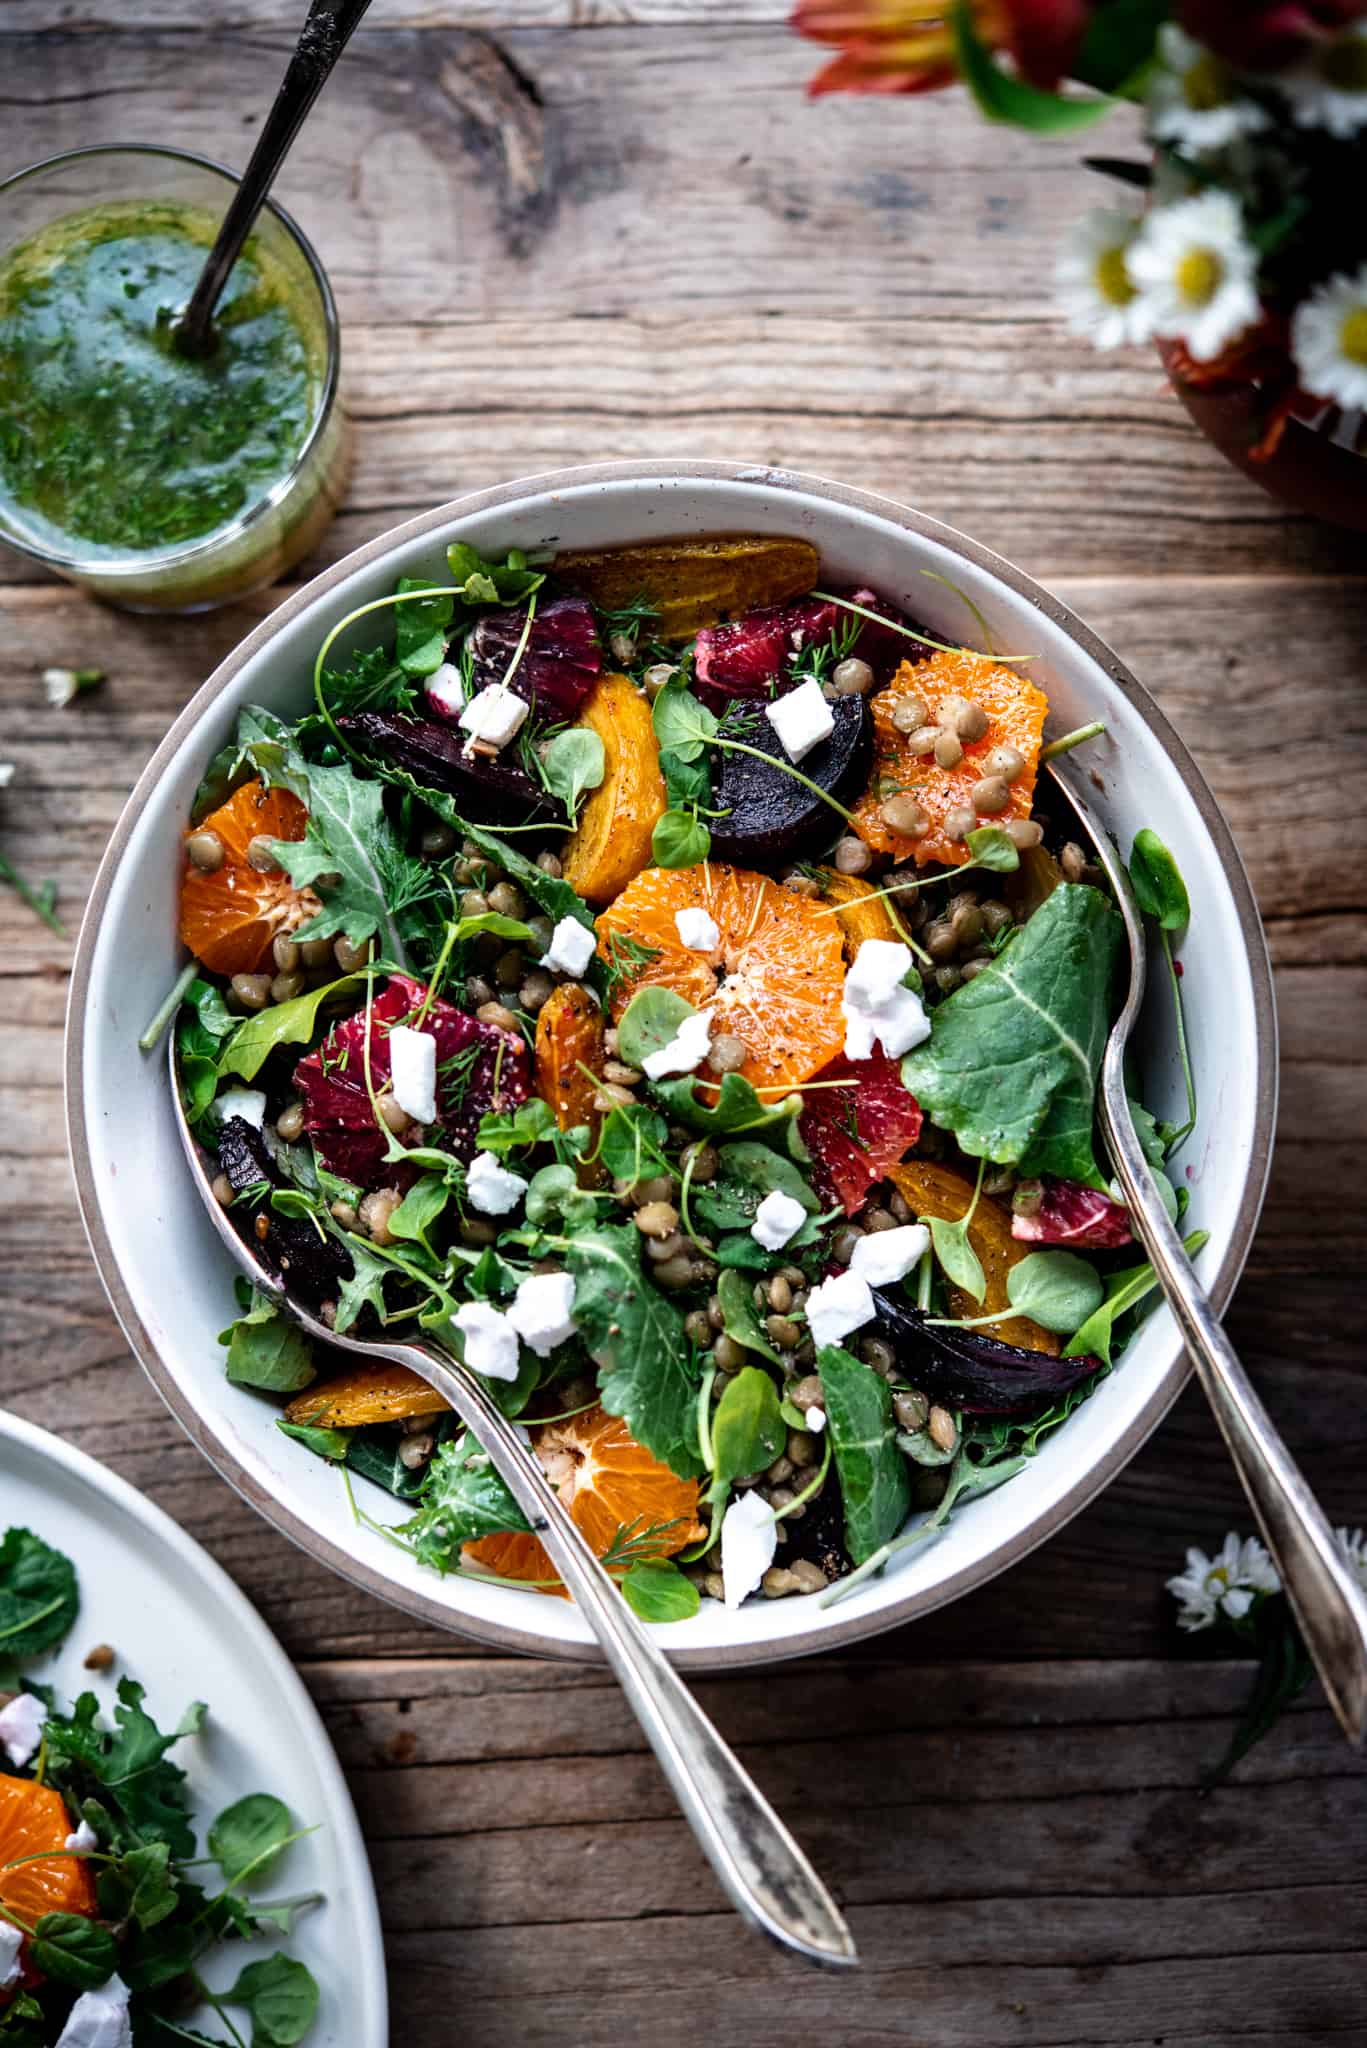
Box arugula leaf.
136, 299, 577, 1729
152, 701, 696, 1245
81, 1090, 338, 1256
477, 1097, 559, 1156
394, 577, 454, 677
902, 883, 1122, 1186
596, 1102, 673, 1184
0, 1526, 79, 1656
42, 1679, 205, 1857
818, 1345, 912, 1566
695, 1143, 819, 1234
215, 973, 367, 1084
269, 760, 407, 959
709, 1367, 785, 1501
542, 728, 606, 823
30, 1912, 118, 1991
334, 1238, 394, 1336
651, 1070, 804, 1147
1005, 1249, 1104, 1333
446, 540, 546, 607
565, 1225, 703, 1477
177, 977, 240, 1126
222, 1952, 320, 2046
1129, 828, 1190, 931
715, 1268, 783, 1363
220, 1292, 316, 1393
96, 1838, 180, 1932
208, 1793, 295, 1886
388, 1174, 452, 1257
621, 1559, 701, 1623
318, 641, 416, 723
1062, 1227, 1209, 1364
400, 1434, 530, 1569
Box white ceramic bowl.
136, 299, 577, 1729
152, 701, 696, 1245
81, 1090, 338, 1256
67, 462, 1277, 1669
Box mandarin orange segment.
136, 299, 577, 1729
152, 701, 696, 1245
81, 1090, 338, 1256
284, 1362, 450, 1428
0, 1775, 98, 1923
594, 863, 846, 1097
178, 778, 318, 977
853, 652, 1050, 868
466, 1404, 702, 1596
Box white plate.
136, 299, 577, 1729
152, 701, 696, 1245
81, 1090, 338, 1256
0, 1409, 387, 2047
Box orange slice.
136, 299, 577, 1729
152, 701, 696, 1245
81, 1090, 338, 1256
853, 651, 1050, 867
179, 778, 319, 976
594, 862, 846, 1097
466, 1404, 703, 1595
0, 1775, 98, 1924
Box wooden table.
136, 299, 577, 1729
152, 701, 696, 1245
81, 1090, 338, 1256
3, 8, 1365, 2042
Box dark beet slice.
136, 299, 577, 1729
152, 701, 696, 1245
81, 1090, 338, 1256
293, 973, 529, 1189
341, 711, 565, 828
1012, 1177, 1133, 1250
707, 694, 872, 867
216, 1117, 352, 1304
693, 588, 934, 712
782, 1479, 853, 1584
871, 1292, 1103, 1414
466, 595, 601, 721
799, 1054, 923, 1216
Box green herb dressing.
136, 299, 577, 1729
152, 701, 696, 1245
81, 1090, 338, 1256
0, 199, 321, 558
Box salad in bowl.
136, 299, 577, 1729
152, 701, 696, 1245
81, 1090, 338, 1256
156, 524, 1208, 1626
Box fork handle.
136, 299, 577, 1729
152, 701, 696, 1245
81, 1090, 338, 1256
1100, 1090, 1367, 1744
375, 1339, 858, 1967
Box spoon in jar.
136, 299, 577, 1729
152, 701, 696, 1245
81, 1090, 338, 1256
168, 1037, 858, 1969
1047, 758, 1367, 1745
173, 0, 374, 357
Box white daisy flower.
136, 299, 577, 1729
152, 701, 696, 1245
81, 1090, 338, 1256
1286, 24, 1367, 138
1167, 1531, 1280, 1633
1128, 192, 1261, 362
1148, 23, 1270, 152
1054, 209, 1156, 350
1336, 1526, 1367, 1591
1292, 263, 1367, 410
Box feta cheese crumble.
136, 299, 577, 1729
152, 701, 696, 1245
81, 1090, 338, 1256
674, 906, 720, 952
424, 661, 464, 719
211, 1087, 267, 1131
466, 1149, 528, 1216
541, 915, 597, 978
641, 1006, 714, 1081
65, 1818, 99, 1853
805, 1269, 876, 1350
0, 1691, 46, 1767
849, 1222, 930, 1287
451, 1300, 520, 1382
0, 1921, 22, 1991
54, 1976, 134, 2048
804, 1404, 827, 1434
750, 1188, 808, 1251
720, 1491, 778, 1608
458, 683, 529, 751
763, 677, 835, 764
841, 940, 931, 1061
388, 1024, 437, 1126
508, 1270, 578, 1357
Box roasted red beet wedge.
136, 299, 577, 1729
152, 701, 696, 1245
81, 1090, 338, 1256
466, 595, 601, 721
293, 974, 529, 1189
342, 710, 565, 827
872, 1293, 1104, 1413
1012, 1177, 1134, 1249
799, 1053, 923, 1216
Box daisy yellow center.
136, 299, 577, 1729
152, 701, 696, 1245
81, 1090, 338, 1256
1319, 37, 1367, 90
1095, 245, 1135, 307
1340, 307, 1367, 366
1181, 52, 1231, 109
1177, 248, 1223, 306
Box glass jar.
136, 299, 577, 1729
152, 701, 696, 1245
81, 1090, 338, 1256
0, 144, 351, 612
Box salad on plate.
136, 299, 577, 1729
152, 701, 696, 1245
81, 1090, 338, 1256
155, 531, 1200, 1622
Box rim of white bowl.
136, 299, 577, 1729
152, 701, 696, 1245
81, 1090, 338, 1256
64, 460, 1278, 1670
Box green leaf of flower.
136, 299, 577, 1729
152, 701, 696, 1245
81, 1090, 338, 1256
951, 0, 1113, 132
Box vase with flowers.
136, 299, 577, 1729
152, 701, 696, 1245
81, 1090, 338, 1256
792, 0, 1367, 525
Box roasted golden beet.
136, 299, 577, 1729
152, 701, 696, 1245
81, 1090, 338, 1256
886, 1159, 1060, 1355
285, 1363, 449, 1427
552, 535, 820, 641
560, 672, 667, 905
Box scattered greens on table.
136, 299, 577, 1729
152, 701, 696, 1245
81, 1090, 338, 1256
0, 1527, 320, 2046
153, 533, 1203, 1620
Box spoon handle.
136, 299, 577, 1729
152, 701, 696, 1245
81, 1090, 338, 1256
1100, 1089, 1367, 1745
376, 1338, 858, 1967
177, 0, 374, 350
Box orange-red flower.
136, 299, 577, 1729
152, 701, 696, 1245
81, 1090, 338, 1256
792, 0, 1090, 96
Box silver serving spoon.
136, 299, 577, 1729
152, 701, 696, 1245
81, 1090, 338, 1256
173, 0, 374, 356
168, 1037, 857, 1968
1048, 759, 1367, 1745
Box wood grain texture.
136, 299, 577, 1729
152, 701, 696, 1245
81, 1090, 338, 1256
1, 5, 1365, 2041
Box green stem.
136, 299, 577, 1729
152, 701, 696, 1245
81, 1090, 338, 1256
811, 590, 1033, 665
919, 569, 996, 657
772, 1438, 831, 1522
138, 960, 200, 1054
0, 850, 64, 935
1040, 720, 1105, 762
312, 584, 463, 755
